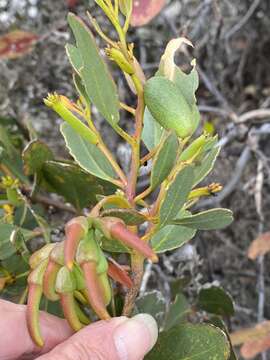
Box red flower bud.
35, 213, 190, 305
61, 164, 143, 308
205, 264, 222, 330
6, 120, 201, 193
64, 216, 88, 270
108, 259, 133, 288
81, 261, 111, 320
60, 292, 83, 331
93, 217, 158, 262
26, 284, 44, 347
43, 260, 61, 301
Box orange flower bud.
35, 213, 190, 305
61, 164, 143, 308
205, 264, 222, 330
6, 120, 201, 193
64, 216, 88, 270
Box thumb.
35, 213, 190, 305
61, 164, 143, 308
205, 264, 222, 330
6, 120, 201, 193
37, 314, 158, 360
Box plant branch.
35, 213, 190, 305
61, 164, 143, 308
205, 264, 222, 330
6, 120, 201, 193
97, 139, 127, 187
122, 253, 144, 315
126, 94, 145, 203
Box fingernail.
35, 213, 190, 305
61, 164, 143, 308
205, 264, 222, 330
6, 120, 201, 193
114, 313, 158, 360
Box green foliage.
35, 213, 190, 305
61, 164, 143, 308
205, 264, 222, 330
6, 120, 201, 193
163, 294, 189, 331
197, 286, 235, 317
0, 2, 235, 357
151, 223, 196, 253
171, 209, 233, 230
101, 208, 147, 225
67, 13, 120, 126
159, 166, 194, 227
42, 161, 115, 210
144, 77, 196, 139
151, 132, 178, 190
146, 323, 231, 360
0, 224, 33, 260
142, 107, 164, 150
22, 140, 54, 176
61, 123, 119, 183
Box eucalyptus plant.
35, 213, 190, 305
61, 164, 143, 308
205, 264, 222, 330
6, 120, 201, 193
0, 1, 236, 359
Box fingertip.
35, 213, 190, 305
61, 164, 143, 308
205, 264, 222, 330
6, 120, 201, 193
113, 313, 158, 360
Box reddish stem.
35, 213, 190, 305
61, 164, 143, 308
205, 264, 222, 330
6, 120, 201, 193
126, 95, 145, 203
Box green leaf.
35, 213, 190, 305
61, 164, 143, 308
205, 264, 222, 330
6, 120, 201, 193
0, 125, 18, 157
151, 132, 178, 190
163, 294, 189, 331
1, 253, 29, 275
66, 43, 83, 74
134, 291, 166, 327
67, 13, 120, 126
151, 224, 196, 253
198, 286, 235, 317
146, 323, 230, 360
158, 38, 199, 107
101, 208, 147, 225
119, 0, 132, 16
142, 107, 164, 151
193, 145, 220, 187
61, 123, 118, 183
22, 140, 54, 175
208, 317, 238, 360
41, 160, 116, 210
174, 63, 199, 108
73, 73, 91, 108
0, 224, 34, 260
159, 166, 194, 227
0, 126, 27, 183
171, 209, 233, 230
99, 236, 130, 253
96, 229, 129, 253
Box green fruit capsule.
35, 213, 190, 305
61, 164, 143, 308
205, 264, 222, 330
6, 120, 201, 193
144, 76, 197, 139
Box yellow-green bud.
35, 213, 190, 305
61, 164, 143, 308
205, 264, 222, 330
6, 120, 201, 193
106, 48, 134, 75
44, 93, 98, 145
55, 266, 76, 294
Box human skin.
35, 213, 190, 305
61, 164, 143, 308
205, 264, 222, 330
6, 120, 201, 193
0, 299, 158, 360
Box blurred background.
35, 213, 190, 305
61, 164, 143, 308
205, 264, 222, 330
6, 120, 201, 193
0, 1, 270, 358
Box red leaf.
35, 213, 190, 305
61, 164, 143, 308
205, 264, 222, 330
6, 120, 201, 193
247, 232, 270, 260
131, 0, 166, 27
241, 334, 270, 359
67, 0, 78, 8
0, 31, 38, 59
108, 259, 133, 288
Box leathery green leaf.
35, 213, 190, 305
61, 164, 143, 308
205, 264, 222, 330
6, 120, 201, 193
151, 132, 178, 190
41, 160, 116, 210
67, 13, 120, 126
146, 323, 230, 360
198, 286, 235, 317
0, 224, 35, 260
142, 107, 164, 151
151, 224, 196, 253
163, 294, 189, 331
193, 145, 220, 187
159, 166, 194, 227
134, 291, 166, 327
171, 209, 233, 230
22, 140, 54, 175
66, 43, 83, 75
101, 208, 147, 226
61, 123, 118, 183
